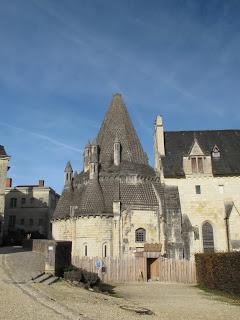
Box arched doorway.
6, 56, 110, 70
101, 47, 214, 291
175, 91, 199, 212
202, 222, 214, 253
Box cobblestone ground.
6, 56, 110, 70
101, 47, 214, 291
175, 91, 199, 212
1, 247, 240, 320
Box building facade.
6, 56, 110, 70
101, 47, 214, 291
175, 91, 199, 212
154, 115, 240, 259
0, 145, 10, 245
4, 179, 59, 244
53, 94, 183, 259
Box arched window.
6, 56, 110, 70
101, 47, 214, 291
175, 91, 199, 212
135, 228, 146, 243
84, 244, 88, 257
202, 222, 214, 253
103, 244, 107, 258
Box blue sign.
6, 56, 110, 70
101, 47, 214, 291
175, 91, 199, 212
95, 259, 102, 269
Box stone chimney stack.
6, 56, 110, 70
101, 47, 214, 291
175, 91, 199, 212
154, 115, 165, 172
114, 136, 121, 166
5, 177, 12, 188
89, 139, 99, 180
38, 180, 45, 187
83, 142, 91, 172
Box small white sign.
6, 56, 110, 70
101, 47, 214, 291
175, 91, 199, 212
48, 246, 54, 251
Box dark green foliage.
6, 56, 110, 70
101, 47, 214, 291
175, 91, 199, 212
64, 268, 100, 288
195, 252, 240, 295
64, 265, 78, 273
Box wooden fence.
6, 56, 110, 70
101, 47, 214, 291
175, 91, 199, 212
158, 258, 196, 283
72, 256, 196, 284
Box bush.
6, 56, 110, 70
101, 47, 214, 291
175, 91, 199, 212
64, 268, 100, 288
195, 252, 240, 295
64, 265, 78, 273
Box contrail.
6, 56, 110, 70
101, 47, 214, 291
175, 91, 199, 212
0, 122, 82, 153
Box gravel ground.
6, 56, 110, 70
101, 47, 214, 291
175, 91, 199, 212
0, 253, 65, 320
116, 282, 240, 320
35, 280, 155, 320
37, 280, 240, 320
1, 247, 240, 320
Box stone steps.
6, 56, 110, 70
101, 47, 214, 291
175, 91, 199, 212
44, 276, 59, 285
33, 272, 59, 285
31, 271, 44, 281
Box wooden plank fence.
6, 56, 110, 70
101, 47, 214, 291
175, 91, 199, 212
72, 256, 196, 284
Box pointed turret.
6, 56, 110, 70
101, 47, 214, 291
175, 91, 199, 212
64, 161, 73, 188
97, 93, 148, 165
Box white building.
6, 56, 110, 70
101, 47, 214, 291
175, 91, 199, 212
0, 145, 10, 245
154, 115, 240, 259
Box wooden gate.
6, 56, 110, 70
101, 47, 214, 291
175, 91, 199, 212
147, 258, 160, 280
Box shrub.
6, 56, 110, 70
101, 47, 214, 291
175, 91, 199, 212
195, 252, 240, 295
82, 270, 100, 287
64, 265, 78, 273
64, 268, 100, 288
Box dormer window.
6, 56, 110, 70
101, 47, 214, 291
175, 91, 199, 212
212, 145, 220, 159
191, 157, 204, 174
184, 138, 212, 177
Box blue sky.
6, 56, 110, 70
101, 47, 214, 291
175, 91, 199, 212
0, 0, 240, 193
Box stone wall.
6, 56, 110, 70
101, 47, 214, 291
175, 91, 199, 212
164, 176, 240, 258
53, 209, 163, 258
53, 217, 113, 257
120, 209, 159, 255
23, 239, 72, 276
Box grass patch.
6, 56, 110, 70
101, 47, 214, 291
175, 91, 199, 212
196, 285, 240, 306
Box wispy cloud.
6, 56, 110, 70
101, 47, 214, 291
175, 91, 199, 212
31, 0, 226, 117
0, 122, 82, 153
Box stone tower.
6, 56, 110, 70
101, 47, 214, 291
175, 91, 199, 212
53, 94, 183, 259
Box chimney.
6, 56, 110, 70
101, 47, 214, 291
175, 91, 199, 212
39, 180, 45, 187
5, 178, 12, 188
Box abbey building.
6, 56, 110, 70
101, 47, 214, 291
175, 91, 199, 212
154, 116, 240, 259
52, 94, 240, 260
52, 94, 183, 259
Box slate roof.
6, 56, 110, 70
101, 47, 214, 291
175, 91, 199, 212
54, 177, 165, 219
162, 130, 240, 177
97, 93, 148, 165
53, 94, 180, 220
0, 145, 8, 158
54, 189, 73, 219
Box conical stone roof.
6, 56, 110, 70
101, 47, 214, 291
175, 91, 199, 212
97, 93, 148, 165
53, 93, 164, 220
